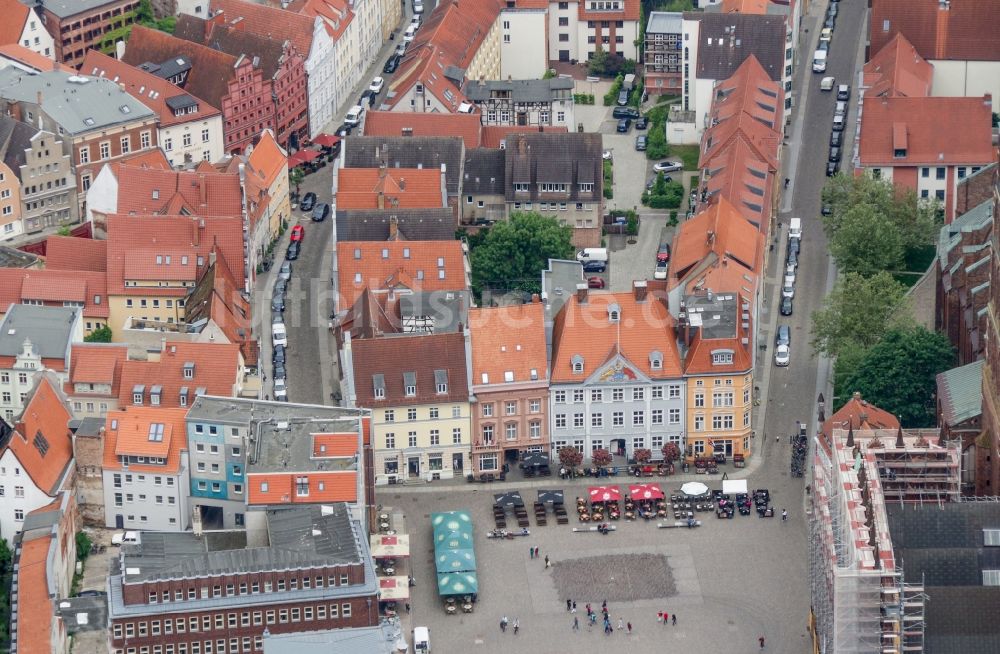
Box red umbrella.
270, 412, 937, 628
628, 483, 664, 501
312, 133, 341, 148
588, 485, 621, 503
287, 149, 321, 168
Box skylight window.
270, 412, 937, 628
148, 423, 165, 442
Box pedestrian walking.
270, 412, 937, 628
776, 434, 780, 443
782, 509, 788, 522
566, 599, 572, 611
663, 611, 669, 626
586, 603, 592, 616
657, 611, 663, 623
602, 600, 607, 612
573, 616, 579, 630
529, 546, 534, 559
759, 635, 766, 648
617, 618, 624, 631
500, 616, 508, 632
513, 618, 519, 635
572, 600, 577, 613
545, 555, 551, 568
672, 614, 677, 626
590, 613, 597, 626
627, 622, 632, 634
405, 602, 410, 613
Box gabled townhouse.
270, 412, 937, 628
468, 301, 549, 474
0, 0, 54, 60
122, 25, 272, 155
37, 0, 140, 66
181, 251, 258, 367
41, 234, 108, 272
870, 0, 1000, 102
9, 492, 77, 654
0, 67, 158, 213
672, 12, 788, 143
336, 166, 449, 212
173, 13, 309, 150
0, 373, 75, 540
119, 341, 244, 411
547, 0, 641, 63
461, 147, 507, 225
84, 148, 172, 226
0, 268, 108, 337
0, 146, 21, 239
335, 208, 457, 242
385, 0, 504, 113
344, 331, 471, 484
0, 305, 81, 421
695, 55, 784, 233
81, 50, 225, 167
64, 342, 128, 419
549, 281, 686, 462
499, 0, 549, 80
0, 115, 78, 237
101, 406, 191, 531
668, 197, 764, 461
702, 0, 803, 73
463, 78, 575, 129
185, 395, 371, 530
861, 33, 933, 100
856, 94, 994, 223
0, 43, 58, 74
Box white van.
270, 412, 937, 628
272, 323, 287, 348
414, 626, 430, 652
111, 531, 140, 546
812, 50, 828, 73
344, 105, 364, 126
788, 217, 802, 240
576, 248, 609, 263
404, 25, 417, 42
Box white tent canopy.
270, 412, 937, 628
722, 479, 748, 495
680, 482, 709, 496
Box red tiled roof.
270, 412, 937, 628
862, 33, 933, 99
720, 0, 769, 13
0, 44, 56, 72
68, 343, 127, 397
117, 341, 241, 409
81, 50, 222, 125
247, 470, 358, 504
15, 534, 55, 654
115, 165, 242, 217
183, 255, 256, 364
699, 138, 776, 231
7, 375, 73, 495
246, 129, 287, 188
363, 111, 483, 148
682, 316, 754, 375
210, 0, 315, 56
43, 236, 107, 272
469, 302, 548, 386
870, 0, 1000, 62
312, 433, 359, 458
479, 125, 569, 148
336, 168, 445, 210
336, 240, 467, 309
300, 0, 354, 40
0, 269, 23, 313
859, 96, 995, 166
103, 406, 189, 474
351, 331, 469, 406
579, 0, 640, 21
551, 289, 681, 383
670, 197, 764, 287
0, 0, 29, 48
17, 269, 109, 318
821, 392, 900, 443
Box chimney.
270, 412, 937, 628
36, 90, 42, 106
633, 280, 647, 302
389, 215, 399, 239
199, 174, 207, 207
575, 283, 588, 305
440, 163, 447, 205
377, 191, 385, 210
398, 178, 406, 191
706, 230, 715, 247
853, 391, 861, 401
192, 215, 200, 246
379, 162, 387, 179
531, 293, 540, 304
895, 423, 904, 448
479, 76, 486, 86
209, 248, 217, 267
845, 421, 855, 447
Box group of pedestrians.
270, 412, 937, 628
567, 599, 631, 636
657, 610, 678, 626
499, 615, 520, 634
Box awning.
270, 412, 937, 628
537, 489, 564, 505
722, 479, 748, 495
312, 133, 341, 147
432, 511, 473, 539
378, 576, 410, 601
628, 483, 664, 501
493, 491, 524, 509
370, 534, 410, 558
287, 149, 321, 168
680, 482, 709, 496
522, 451, 550, 468
588, 485, 621, 503
437, 572, 478, 596
435, 548, 476, 574
434, 529, 473, 551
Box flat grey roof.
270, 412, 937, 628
647, 11, 683, 34
463, 77, 574, 103
0, 69, 155, 135
38, 0, 124, 18
249, 416, 361, 474
263, 625, 402, 654
56, 595, 108, 634
187, 395, 366, 424
0, 304, 77, 359
684, 292, 739, 340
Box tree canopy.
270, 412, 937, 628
84, 326, 113, 343
811, 271, 910, 357
469, 211, 575, 296
841, 327, 955, 427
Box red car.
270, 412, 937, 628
290, 225, 305, 242
587, 276, 605, 289
656, 243, 670, 263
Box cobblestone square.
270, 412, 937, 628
551, 553, 677, 603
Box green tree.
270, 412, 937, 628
76, 531, 93, 561
84, 325, 113, 343
841, 327, 955, 427
589, 45, 610, 77
811, 271, 910, 357
828, 204, 906, 276
136, 0, 154, 23
288, 167, 304, 198
469, 212, 574, 295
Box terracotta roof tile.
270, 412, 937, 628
7, 375, 74, 495
468, 302, 548, 386
682, 324, 754, 375
0, 44, 56, 72
69, 343, 127, 397
312, 433, 359, 458
16, 534, 55, 654
720, 0, 769, 13
210, 0, 315, 55
821, 392, 900, 444
698, 138, 776, 231
0, 268, 23, 313
246, 130, 287, 187
351, 331, 469, 406
669, 197, 765, 286
0, 0, 29, 48
43, 236, 107, 272
81, 50, 221, 125
300, 0, 354, 40
551, 289, 682, 383
870, 0, 1000, 62
337, 240, 467, 308
479, 125, 568, 148
117, 341, 241, 409
102, 406, 189, 474
859, 96, 995, 166
862, 33, 933, 98
246, 470, 358, 504
579, 0, 640, 20
184, 257, 256, 363
363, 111, 482, 148
18, 269, 109, 318
336, 168, 445, 210
115, 165, 243, 217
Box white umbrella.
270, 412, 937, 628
680, 482, 709, 496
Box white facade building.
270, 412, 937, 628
500, 8, 548, 80
101, 460, 191, 532
14, 6, 55, 60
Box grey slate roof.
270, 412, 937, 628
685, 12, 786, 82
684, 292, 739, 340
186, 395, 365, 425
0, 246, 38, 268
398, 290, 471, 334
262, 625, 401, 654
937, 198, 993, 269
39, 0, 121, 18
646, 11, 683, 35
250, 414, 361, 474
921, 586, 1000, 654
0, 305, 77, 359
463, 77, 574, 103
342, 136, 464, 194
335, 208, 456, 241
56, 595, 108, 635
503, 133, 603, 202
463, 148, 505, 195
0, 69, 155, 135
0, 116, 42, 183
937, 359, 984, 426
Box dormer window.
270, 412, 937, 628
132, 384, 144, 405
711, 349, 734, 365
150, 385, 162, 405
373, 374, 386, 399
608, 303, 621, 322
650, 350, 663, 370
571, 354, 584, 374
404, 372, 417, 397
434, 370, 448, 394
296, 476, 309, 496
183, 362, 195, 379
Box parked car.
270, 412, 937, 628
654, 261, 668, 280
290, 224, 305, 242
827, 3, 838, 18
587, 276, 606, 289
635, 135, 647, 151
273, 363, 287, 382
612, 106, 640, 120
359, 89, 377, 108
617, 89, 629, 106
273, 378, 288, 401
830, 131, 842, 147
820, 27, 833, 43
826, 160, 840, 176
824, 14, 836, 29
271, 292, 285, 313
776, 324, 790, 348
286, 241, 301, 260
782, 275, 795, 298
273, 278, 287, 296
395, 43, 406, 57
837, 84, 851, 101
787, 248, 799, 269
278, 261, 292, 281
369, 77, 385, 94
311, 202, 330, 222
774, 344, 790, 367
653, 161, 683, 173
835, 101, 847, 117
383, 55, 401, 74
272, 345, 286, 366
300, 192, 317, 212
583, 261, 606, 273
635, 116, 648, 129
820, 76, 835, 91
832, 114, 845, 132
829, 146, 841, 162
111, 531, 139, 546
413, 1, 423, 13
616, 118, 631, 133
821, 203, 832, 216
602, 150, 613, 160
817, 40, 830, 52
780, 296, 793, 316
657, 242, 671, 263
